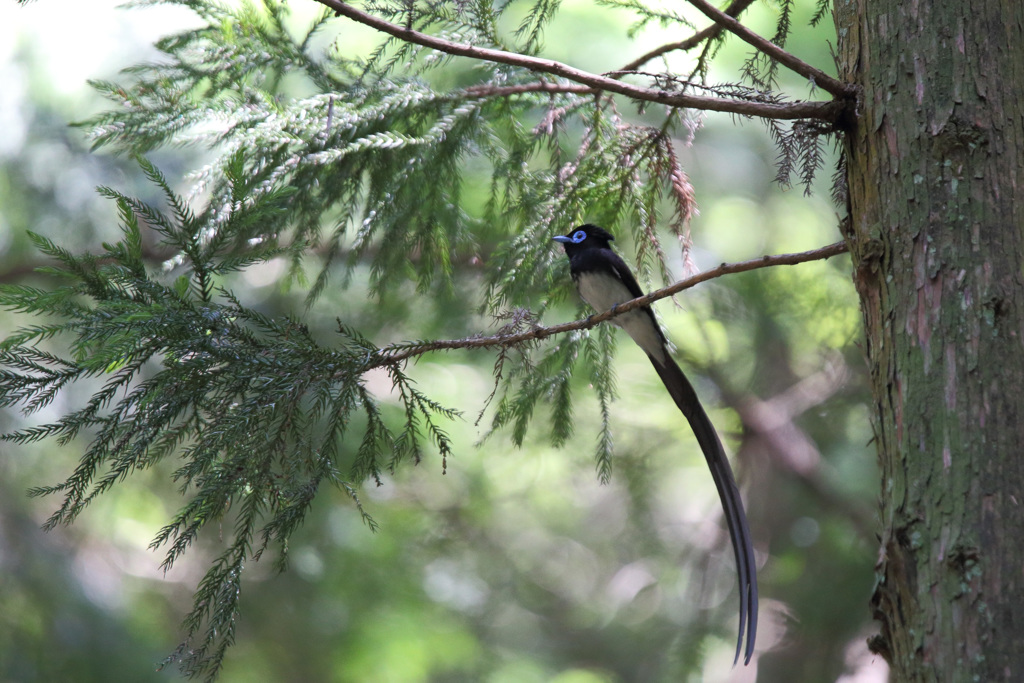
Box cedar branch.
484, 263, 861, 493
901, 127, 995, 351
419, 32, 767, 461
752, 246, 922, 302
319, 0, 844, 122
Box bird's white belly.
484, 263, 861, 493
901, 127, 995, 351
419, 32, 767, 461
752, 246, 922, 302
576, 272, 667, 363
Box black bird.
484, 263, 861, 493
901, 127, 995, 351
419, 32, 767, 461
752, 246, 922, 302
553, 224, 757, 665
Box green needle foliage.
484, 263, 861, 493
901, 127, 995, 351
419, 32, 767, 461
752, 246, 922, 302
1, 163, 462, 677
3, 0, 830, 678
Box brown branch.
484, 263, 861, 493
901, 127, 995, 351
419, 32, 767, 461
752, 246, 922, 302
460, 82, 596, 99
0, 260, 47, 285
319, 0, 843, 122
1, 240, 179, 284
368, 240, 849, 368
618, 0, 759, 73
732, 370, 877, 539
684, 0, 854, 98
697, 343, 874, 537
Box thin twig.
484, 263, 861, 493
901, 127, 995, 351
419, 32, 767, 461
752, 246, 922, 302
618, 0, 759, 73
366, 240, 849, 369
684, 0, 854, 98
319, 0, 843, 122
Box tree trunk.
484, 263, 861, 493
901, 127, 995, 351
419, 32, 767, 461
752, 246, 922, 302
833, 1, 1024, 680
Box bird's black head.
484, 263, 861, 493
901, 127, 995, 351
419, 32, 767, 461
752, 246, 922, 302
552, 224, 614, 253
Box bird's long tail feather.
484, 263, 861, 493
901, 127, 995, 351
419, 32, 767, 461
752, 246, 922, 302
648, 352, 758, 665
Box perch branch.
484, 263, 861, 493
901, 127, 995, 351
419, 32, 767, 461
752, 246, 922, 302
365, 240, 849, 370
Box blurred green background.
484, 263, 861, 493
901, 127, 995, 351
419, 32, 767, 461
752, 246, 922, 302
0, 1, 884, 681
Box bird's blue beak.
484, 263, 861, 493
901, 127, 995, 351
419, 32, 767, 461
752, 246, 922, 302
552, 235, 572, 243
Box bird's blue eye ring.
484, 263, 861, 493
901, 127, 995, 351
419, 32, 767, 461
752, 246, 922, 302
571, 230, 587, 243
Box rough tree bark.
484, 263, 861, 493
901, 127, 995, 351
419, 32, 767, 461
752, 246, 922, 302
834, 0, 1024, 680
